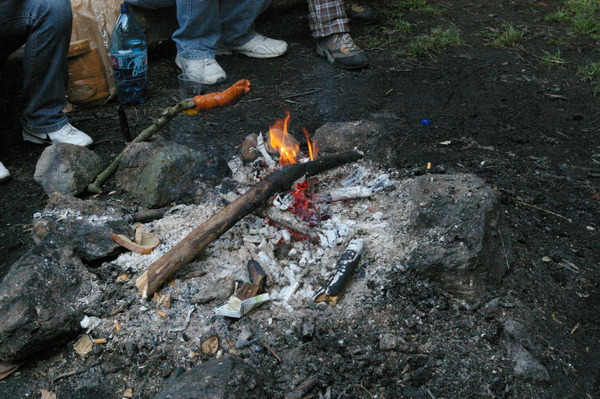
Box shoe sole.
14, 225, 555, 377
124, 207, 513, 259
175, 59, 227, 85
22, 131, 51, 145
316, 46, 368, 70
229, 49, 286, 59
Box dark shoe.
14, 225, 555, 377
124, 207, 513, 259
316, 33, 368, 69
346, 4, 380, 25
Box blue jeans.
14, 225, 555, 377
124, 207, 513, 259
126, 0, 271, 57
0, 0, 71, 134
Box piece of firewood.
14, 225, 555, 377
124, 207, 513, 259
136, 150, 363, 298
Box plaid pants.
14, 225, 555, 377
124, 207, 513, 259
307, 0, 350, 38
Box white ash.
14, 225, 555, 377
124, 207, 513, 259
105, 160, 415, 350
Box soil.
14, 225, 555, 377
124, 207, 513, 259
0, 1, 599, 398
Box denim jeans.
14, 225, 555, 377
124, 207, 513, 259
126, 0, 272, 57
0, 0, 71, 134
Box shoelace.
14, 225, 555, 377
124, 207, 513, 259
336, 33, 361, 53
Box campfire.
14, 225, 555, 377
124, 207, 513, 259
115, 112, 396, 316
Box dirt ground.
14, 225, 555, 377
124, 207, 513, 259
0, 0, 599, 398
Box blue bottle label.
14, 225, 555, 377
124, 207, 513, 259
111, 49, 148, 80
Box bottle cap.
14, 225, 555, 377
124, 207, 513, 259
121, 3, 128, 13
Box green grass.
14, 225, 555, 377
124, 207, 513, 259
578, 61, 600, 96
486, 23, 526, 47
545, 0, 600, 39
360, 7, 412, 49
403, 26, 463, 57
578, 60, 600, 77
540, 49, 568, 68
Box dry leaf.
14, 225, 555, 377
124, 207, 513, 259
0, 362, 19, 381
201, 336, 219, 355
74, 335, 93, 357
40, 389, 57, 399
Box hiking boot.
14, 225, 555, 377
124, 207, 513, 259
346, 4, 380, 25
228, 32, 288, 58
176, 55, 226, 85
23, 123, 93, 147
316, 33, 368, 69
0, 161, 10, 184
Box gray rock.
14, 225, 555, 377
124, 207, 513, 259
115, 139, 229, 208
154, 355, 264, 399
404, 174, 512, 301
34, 143, 103, 196
0, 235, 98, 362
379, 333, 408, 351
32, 193, 130, 262
312, 120, 381, 153
509, 342, 550, 383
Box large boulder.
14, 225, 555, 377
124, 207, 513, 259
34, 143, 103, 196
32, 193, 131, 262
114, 139, 229, 208
154, 356, 265, 399
312, 120, 382, 154
404, 173, 512, 300
0, 235, 99, 363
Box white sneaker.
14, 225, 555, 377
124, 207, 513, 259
23, 123, 93, 147
229, 32, 288, 58
175, 55, 226, 85
0, 161, 10, 184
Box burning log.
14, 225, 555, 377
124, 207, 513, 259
136, 150, 364, 298
255, 206, 320, 243
314, 239, 364, 305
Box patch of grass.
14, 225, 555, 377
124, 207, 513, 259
486, 23, 526, 47
545, 0, 600, 39
361, 14, 412, 48
540, 49, 568, 68
403, 26, 463, 57
544, 36, 568, 46
578, 61, 600, 96
578, 60, 600, 77
399, 0, 441, 14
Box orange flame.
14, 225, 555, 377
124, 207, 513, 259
269, 111, 299, 165
302, 127, 317, 161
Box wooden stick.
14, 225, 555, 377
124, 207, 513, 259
87, 99, 196, 194
136, 150, 363, 298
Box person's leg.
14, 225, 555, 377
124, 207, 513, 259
0, 0, 71, 134
218, 0, 287, 58
307, 0, 367, 69
219, 0, 271, 46
173, 0, 221, 55
307, 0, 349, 39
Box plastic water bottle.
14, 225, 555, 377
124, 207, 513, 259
110, 3, 148, 105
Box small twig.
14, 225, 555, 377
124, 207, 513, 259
515, 200, 572, 223
169, 305, 196, 333
52, 362, 101, 385
282, 89, 321, 99
87, 99, 197, 194
262, 342, 282, 363
256, 133, 277, 168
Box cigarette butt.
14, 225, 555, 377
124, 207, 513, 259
157, 310, 167, 318
122, 388, 133, 398
114, 321, 121, 331
93, 338, 107, 344
168, 280, 175, 287
426, 162, 432, 170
